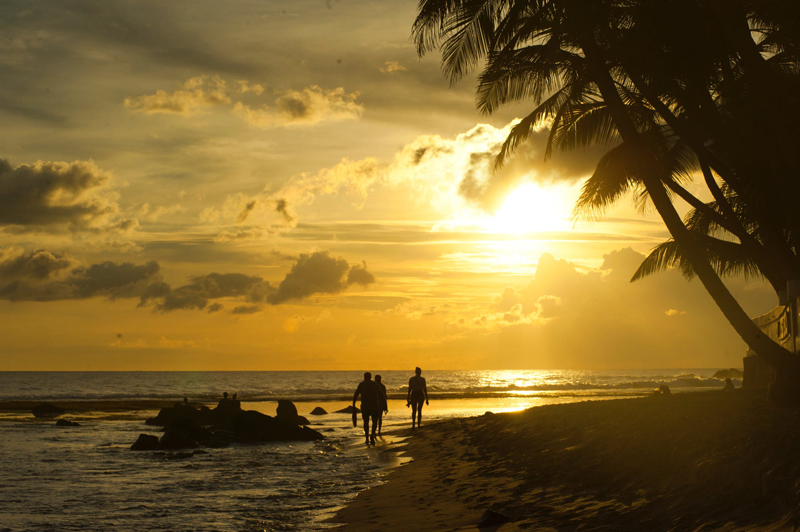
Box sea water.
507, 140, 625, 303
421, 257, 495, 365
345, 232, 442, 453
0, 369, 735, 531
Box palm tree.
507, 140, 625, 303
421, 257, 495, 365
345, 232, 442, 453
413, 0, 800, 398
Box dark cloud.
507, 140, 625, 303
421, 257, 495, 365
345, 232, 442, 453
0, 249, 74, 280
140, 272, 270, 312
275, 198, 294, 223
231, 304, 260, 314
72, 261, 160, 299
0, 159, 135, 233
0, 258, 161, 302
267, 250, 375, 305
347, 261, 376, 286
0, 247, 373, 312
236, 200, 257, 223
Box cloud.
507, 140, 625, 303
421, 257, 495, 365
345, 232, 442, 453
275, 199, 294, 223
140, 272, 269, 312
213, 226, 266, 242
0, 159, 136, 234
236, 80, 264, 95
0, 258, 161, 302
231, 304, 261, 315
266, 157, 380, 223
380, 61, 406, 73
347, 261, 376, 286
236, 200, 257, 224
267, 251, 375, 305
0, 248, 74, 281
138, 202, 186, 221
232, 86, 363, 127
138, 251, 375, 311
124, 75, 231, 115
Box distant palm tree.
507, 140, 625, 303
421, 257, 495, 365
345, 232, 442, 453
413, 0, 800, 396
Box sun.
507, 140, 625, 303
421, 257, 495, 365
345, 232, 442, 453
482, 183, 573, 234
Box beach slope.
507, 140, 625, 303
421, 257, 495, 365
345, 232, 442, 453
331, 391, 800, 531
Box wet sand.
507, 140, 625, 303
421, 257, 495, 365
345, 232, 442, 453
331, 390, 800, 531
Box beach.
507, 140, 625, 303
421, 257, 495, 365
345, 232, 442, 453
0, 370, 747, 530
331, 390, 800, 531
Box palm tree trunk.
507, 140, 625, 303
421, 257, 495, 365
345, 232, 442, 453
570, 14, 796, 385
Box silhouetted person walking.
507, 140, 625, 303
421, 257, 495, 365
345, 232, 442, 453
375, 375, 388, 435
407, 367, 428, 430
353, 372, 385, 445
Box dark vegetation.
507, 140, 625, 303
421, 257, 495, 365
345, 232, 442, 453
414, 0, 800, 400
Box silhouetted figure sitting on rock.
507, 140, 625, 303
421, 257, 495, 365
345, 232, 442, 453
652, 385, 671, 397
215, 392, 241, 413
723, 378, 735, 392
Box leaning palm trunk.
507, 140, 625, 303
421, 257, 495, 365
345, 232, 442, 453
575, 22, 793, 364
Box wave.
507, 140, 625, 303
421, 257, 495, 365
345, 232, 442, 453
0, 376, 737, 402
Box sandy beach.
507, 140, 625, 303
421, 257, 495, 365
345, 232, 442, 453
331, 390, 800, 531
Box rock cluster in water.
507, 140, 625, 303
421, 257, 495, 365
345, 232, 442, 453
712, 368, 744, 380
131, 398, 323, 451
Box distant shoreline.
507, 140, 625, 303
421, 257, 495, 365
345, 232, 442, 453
330, 390, 800, 531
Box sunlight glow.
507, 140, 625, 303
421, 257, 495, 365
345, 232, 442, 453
482, 183, 572, 234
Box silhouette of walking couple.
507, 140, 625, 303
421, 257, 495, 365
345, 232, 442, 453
352, 368, 429, 445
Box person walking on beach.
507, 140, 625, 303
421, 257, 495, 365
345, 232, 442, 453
353, 372, 385, 445
375, 375, 389, 435
407, 367, 428, 430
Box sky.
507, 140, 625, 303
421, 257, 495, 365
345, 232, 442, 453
0, 0, 778, 371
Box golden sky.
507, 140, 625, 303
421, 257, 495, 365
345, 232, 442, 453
0, 0, 776, 370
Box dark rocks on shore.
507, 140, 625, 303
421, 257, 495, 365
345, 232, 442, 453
131, 434, 160, 451
134, 398, 323, 450
56, 419, 80, 427
146, 403, 214, 427
233, 410, 323, 442
334, 406, 360, 414
310, 407, 328, 415
713, 368, 744, 380
276, 399, 310, 425
478, 509, 511, 528
32, 403, 65, 418
159, 427, 201, 450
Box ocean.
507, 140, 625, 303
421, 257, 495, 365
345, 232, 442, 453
0, 369, 736, 531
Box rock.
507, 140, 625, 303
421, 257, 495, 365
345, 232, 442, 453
651, 385, 672, 397
478, 509, 511, 528
232, 410, 324, 442
713, 368, 744, 380
130, 434, 160, 451
334, 405, 361, 414
276, 399, 310, 425
32, 403, 65, 418
159, 428, 199, 450
133, 404, 323, 449
146, 403, 212, 427
310, 407, 328, 415
56, 419, 80, 427
162, 418, 213, 445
